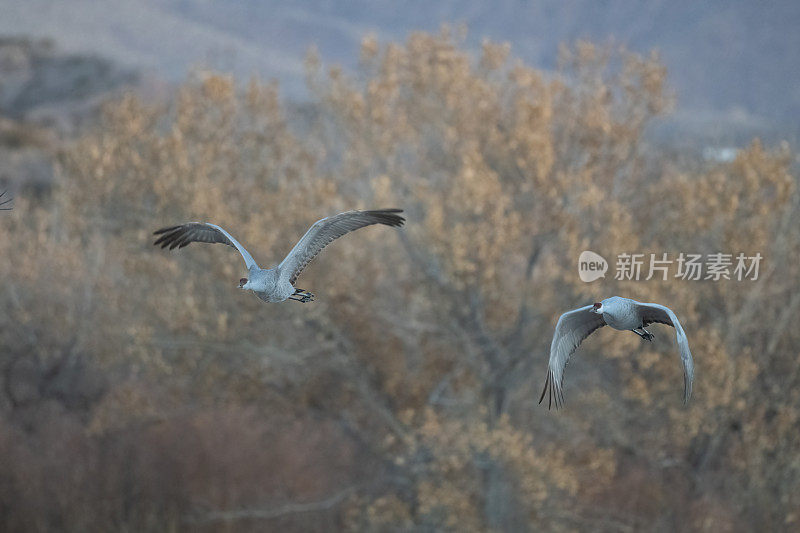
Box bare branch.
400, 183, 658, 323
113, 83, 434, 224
185, 484, 361, 524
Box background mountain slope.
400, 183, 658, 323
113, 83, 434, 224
1, 0, 799, 141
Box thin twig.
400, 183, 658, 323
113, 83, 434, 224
185, 484, 361, 524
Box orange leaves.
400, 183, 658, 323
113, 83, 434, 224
479, 39, 511, 72
200, 72, 235, 102
397, 408, 584, 527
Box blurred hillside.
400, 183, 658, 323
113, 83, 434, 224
1, 0, 799, 143
0, 37, 137, 124
1, 29, 799, 531
0, 37, 144, 193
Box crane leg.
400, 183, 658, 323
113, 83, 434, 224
291, 288, 315, 303
632, 328, 654, 341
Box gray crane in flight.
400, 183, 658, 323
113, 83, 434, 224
154, 209, 404, 303
540, 296, 694, 409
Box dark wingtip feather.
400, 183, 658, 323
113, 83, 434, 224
0, 190, 13, 210
153, 225, 181, 236
538, 372, 549, 405
539, 370, 562, 411
153, 226, 187, 248
367, 208, 405, 228
153, 229, 177, 247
